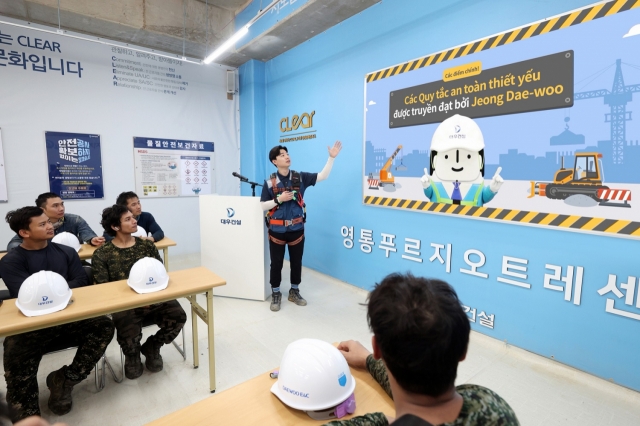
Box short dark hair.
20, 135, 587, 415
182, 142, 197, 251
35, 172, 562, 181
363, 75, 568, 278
367, 273, 470, 397
269, 145, 288, 164
116, 191, 139, 206
35, 192, 61, 208
5, 207, 47, 234
100, 204, 129, 236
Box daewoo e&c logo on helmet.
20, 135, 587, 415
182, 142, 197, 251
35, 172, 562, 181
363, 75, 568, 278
449, 123, 466, 139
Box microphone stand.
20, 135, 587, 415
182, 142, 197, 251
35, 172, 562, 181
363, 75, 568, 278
237, 179, 263, 196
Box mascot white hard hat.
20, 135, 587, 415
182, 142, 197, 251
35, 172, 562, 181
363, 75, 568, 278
127, 257, 168, 294
131, 225, 147, 238
52, 232, 81, 252
271, 339, 356, 420
430, 114, 485, 152
16, 270, 72, 317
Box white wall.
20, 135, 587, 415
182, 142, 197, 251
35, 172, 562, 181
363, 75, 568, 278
0, 22, 240, 268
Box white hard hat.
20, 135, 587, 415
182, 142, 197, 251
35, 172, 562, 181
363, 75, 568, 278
131, 225, 147, 238
127, 257, 168, 294
271, 339, 356, 419
430, 114, 485, 152
52, 232, 81, 252
15, 270, 72, 317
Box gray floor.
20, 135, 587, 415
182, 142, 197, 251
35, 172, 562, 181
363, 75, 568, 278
1, 263, 640, 425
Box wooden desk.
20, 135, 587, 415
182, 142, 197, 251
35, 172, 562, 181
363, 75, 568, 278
0, 266, 225, 392
146, 362, 395, 425
78, 237, 177, 270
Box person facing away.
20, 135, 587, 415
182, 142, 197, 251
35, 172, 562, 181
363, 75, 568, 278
6, 192, 105, 251
260, 141, 342, 312
102, 191, 164, 242
91, 204, 186, 380
0, 207, 114, 422
327, 273, 519, 426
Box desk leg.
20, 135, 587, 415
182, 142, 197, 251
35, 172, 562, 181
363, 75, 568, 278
192, 299, 199, 369
207, 289, 216, 393
163, 248, 169, 271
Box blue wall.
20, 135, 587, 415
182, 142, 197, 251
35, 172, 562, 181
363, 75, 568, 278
239, 0, 640, 391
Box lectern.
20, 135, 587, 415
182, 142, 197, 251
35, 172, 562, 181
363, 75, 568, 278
199, 195, 270, 301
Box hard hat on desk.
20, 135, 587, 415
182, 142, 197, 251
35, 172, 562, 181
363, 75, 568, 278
52, 232, 81, 252
16, 270, 72, 317
127, 257, 168, 294
270, 338, 356, 420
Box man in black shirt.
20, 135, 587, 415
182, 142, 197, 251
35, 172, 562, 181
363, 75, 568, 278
0, 207, 114, 422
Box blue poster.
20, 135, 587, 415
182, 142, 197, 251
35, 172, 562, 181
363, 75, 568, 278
45, 131, 104, 199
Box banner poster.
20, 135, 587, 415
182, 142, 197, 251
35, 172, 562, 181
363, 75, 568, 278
45, 131, 103, 199
363, 1, 640, 240
133, 137, 215, 198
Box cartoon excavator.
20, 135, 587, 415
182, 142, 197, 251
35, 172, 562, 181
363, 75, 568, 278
528, 152, 631, 207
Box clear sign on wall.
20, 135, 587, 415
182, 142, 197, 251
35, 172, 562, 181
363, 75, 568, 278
133, 137, 215, 198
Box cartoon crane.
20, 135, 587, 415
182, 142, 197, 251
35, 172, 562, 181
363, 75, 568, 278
379, 145, 403, 187
574, 59, 640, 164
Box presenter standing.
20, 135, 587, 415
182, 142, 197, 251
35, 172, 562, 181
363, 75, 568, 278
261, 142, 342, 312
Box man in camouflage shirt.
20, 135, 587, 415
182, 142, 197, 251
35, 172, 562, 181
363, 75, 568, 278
92, 204, 186, 380
325, 274, 519, 426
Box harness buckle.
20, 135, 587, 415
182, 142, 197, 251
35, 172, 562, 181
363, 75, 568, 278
284, 219, 293, 227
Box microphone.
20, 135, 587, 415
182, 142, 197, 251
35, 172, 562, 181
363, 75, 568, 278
232, 172, 249, 182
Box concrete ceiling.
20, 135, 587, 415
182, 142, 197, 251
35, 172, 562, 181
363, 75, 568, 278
0, 0, 380, 66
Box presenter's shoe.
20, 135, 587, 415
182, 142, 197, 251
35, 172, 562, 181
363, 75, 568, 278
270, 291, 282, 312
288, 289, 307, 306
124, 352, 144, 379
46, 366, 81, 415
141, 338, 164, 373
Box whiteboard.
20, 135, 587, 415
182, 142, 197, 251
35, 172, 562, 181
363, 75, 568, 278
0, 129, 7, 202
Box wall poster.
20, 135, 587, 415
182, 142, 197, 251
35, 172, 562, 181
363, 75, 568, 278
45, 131, 103, 199
363, 0, 640, 240
133, 137, 215, 198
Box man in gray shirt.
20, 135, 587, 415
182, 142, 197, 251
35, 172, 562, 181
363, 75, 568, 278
6, 192, 104, 251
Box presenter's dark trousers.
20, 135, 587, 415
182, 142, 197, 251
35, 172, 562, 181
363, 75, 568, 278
268, 229, 305, 288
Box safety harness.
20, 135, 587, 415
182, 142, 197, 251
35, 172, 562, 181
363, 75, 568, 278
265, 171, 307, 245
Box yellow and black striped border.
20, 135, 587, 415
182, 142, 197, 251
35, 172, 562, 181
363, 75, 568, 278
363, 196, 640, 237
365, 0, 640, 83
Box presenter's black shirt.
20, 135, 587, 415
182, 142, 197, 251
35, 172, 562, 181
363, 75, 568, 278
260, 171, 317, 202
0, 242, 88, 298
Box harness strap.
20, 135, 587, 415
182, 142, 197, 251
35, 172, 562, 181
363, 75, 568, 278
269, 217, 304, 227
269, 234, 304, 246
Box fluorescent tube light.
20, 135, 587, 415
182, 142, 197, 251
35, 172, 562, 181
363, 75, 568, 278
203, 25, 249, 64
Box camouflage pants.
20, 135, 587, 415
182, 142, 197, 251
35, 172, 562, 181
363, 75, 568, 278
111, 300, 186, 355
3, 316, 114, 422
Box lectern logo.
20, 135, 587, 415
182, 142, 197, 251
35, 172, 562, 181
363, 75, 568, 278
227, 208, 235, 218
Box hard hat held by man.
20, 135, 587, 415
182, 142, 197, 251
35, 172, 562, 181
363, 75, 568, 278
421, 114, 504, 207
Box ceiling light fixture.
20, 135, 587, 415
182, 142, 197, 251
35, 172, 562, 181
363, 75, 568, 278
202, 0, 280, 65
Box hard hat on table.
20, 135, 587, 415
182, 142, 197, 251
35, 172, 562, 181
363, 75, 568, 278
16, 270, 72, 317
127, 257, 168, 294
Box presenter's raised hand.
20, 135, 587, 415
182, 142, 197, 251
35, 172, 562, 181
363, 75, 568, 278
421, 168, 431, 189
489, 166, 504, 193
338, 340, 371, 369
328, 141, 342, 158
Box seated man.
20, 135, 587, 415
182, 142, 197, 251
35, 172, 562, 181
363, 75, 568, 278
92, 204, 185, 380
103, 191, 164, 242
7, 192, 105, 251
0, 207, 114, 422
329, 273, 519, 426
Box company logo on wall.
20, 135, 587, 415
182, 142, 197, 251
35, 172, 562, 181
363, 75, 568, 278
279, 111, 317, 143
227, 208, 235, 218
58, 138, 91, 164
